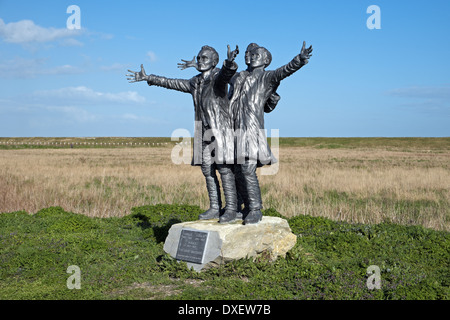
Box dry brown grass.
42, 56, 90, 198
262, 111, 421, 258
0, 145, 449, 231
260, 147, 449, 231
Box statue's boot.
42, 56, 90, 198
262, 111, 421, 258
198, 175, 222, 220
219, 168, 238, 224
242, 165, 263, 225
235, 166, 250, 220
243, 209, 262, 225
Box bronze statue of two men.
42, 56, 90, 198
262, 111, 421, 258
127, 41, 313, 225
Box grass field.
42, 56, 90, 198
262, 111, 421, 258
0, 205, 448, 300
0, 137, 449, 300
0, 137, 449, 231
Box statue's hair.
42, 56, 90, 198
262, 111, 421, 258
200, 45, 219, 66
246, 43, 259, 52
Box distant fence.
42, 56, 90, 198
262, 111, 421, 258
0, 141, 192, 147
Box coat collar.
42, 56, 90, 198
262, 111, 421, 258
197, 67, 220, 84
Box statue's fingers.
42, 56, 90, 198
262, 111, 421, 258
127, 69, 136, 73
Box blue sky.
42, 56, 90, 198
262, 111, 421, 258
0, 0, 449, 137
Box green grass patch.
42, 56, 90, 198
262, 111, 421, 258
0, 205, 448, 300
273, 137, 450, 151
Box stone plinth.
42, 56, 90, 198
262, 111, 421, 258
163, 216, 297, 271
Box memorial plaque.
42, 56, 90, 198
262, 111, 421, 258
175, 229, 209, 264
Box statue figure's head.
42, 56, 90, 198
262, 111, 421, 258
197, 45, 219, 71
250, 46, 272, 69
245, 43, 259, 66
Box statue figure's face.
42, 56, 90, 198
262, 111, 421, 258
197, 49, 216, 72
250, 48, 268, 69
245, 50, 251, 66
245, 43, 259, 66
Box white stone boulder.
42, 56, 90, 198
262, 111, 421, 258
163, 216, 297, 271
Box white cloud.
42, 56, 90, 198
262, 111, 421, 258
0, 18, 82, 44
100, 62, 129, 72
0, 56, 131, 78
45, 106, 98, 122
147, 51, 158, 62
33, 86, 146, 104
0, 57, 84, 78
43, 64, 82, 75
387, 85, 450, 99
60, 38, 84, 47
115, 113, 163, 125
387, 85, 450, 115
122, 113, 139, 120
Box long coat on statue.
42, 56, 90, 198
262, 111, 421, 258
146, 61, 237, 166
229, 54, 307, 166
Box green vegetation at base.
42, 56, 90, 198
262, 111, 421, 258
0, 205, 448, 300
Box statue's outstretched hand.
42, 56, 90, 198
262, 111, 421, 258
177, 56, 198, 70
227, 44, 239, 62
300, 41, 313, 63
126, 64, 148, 83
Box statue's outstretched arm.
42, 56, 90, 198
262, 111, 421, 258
215, 45, 239, 97
271, 41, 313, 83
178, 56, 198, 71
126, 64, 148, 83
127, 64, 190, 93
299, 41, 313, 63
